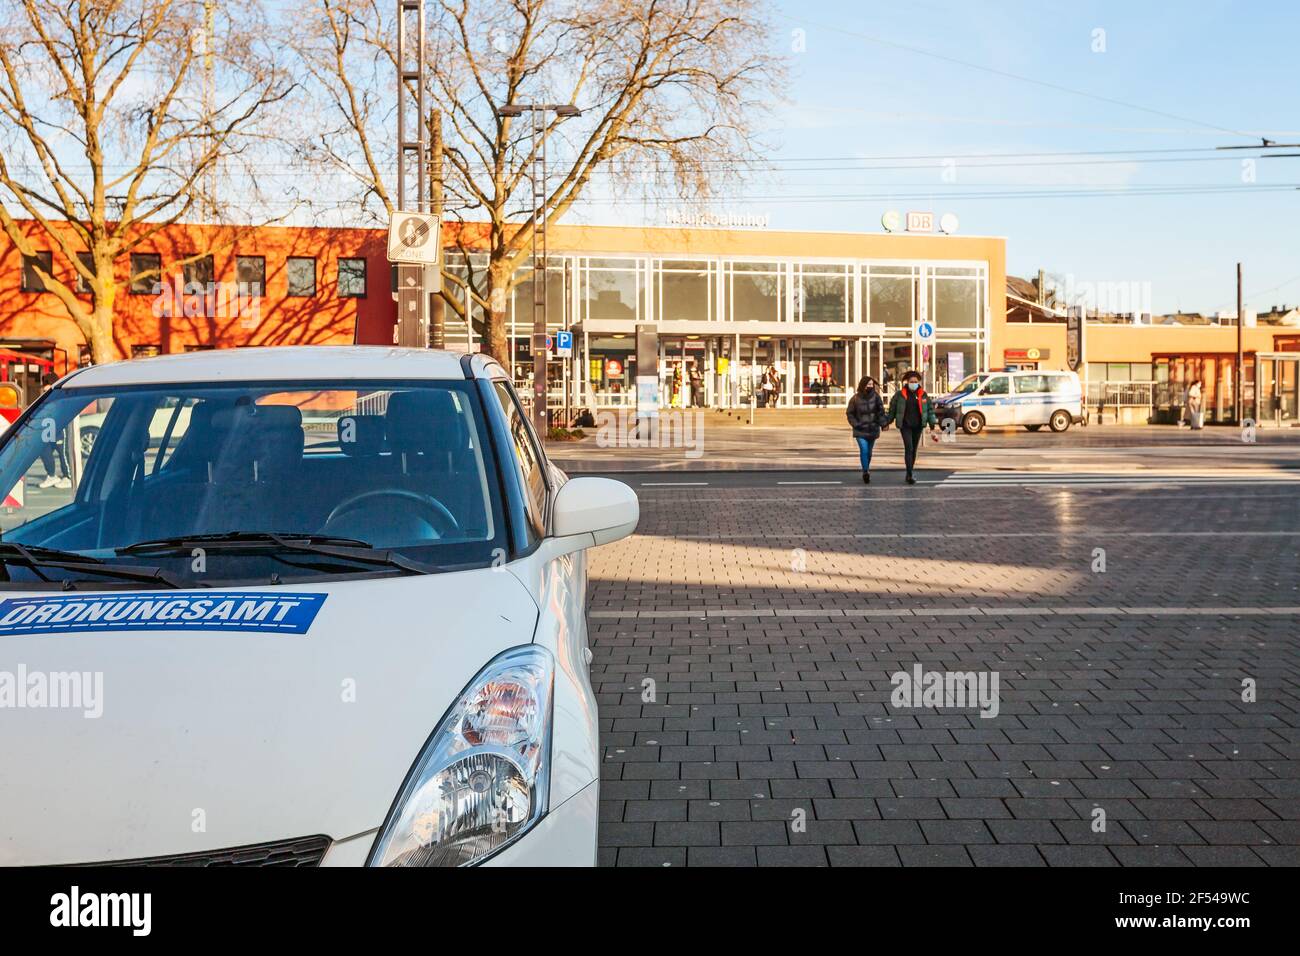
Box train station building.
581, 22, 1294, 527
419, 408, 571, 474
2, 218, 1297, 423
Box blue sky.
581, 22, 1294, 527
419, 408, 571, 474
597, 0, 1300, 313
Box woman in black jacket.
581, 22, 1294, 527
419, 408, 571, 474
846, 375, 888, 483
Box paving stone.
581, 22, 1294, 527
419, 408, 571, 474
920, 820, 995, 845
687, 846, 758, 867
968, 845, 1047, 867
653, 822, 720, 846
721, 821, 789, 846
1111, 846, 1195, 867
757, 846, 829, 866
586, 476, 1300, 866
852, 820, 925, 845
617, 847, 686, 867
1039, 846, 1120, 867
827, 845, 902, 866
623, 800, 688, 822
897, 845, 973, 867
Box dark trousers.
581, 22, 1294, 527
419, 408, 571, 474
901, 425, 924, 476
39, 440, 68, 478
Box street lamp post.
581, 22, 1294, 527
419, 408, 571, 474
498, 103, 580, 439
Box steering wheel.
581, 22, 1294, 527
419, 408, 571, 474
324, 489, 459, 539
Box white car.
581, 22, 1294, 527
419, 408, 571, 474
935, 370, 1084, 435
0, 346, 637, 867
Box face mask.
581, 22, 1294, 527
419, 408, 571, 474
907, 382, 919, 391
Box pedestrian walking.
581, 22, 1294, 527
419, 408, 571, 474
36, 372, 71, 489
886, 369, 940, 485
764, 365, 781, 407
688, 364, 704, 408
846, 375, 888, 483
1186, 378, 1204, 430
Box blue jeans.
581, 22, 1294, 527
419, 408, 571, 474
855, 436, 875, 472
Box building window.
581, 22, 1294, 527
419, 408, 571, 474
511, 262, 566, 335
657, 260, 710, 323
286, 257, 316, 296
583, 258, 640, 322
799, 265, 849, 323
929, 273, 981, 329
936, 343, 978, 393
1090, 362, 1153, 383
21, 251, 53, 292
236, 256, 265, 297
729, 261, 783, 322
338, 258, 367, 298
131, 344, 161, 359
75, 252, 94, 294
130, 253, 162, 294
867, 270, 915, 328
182, 255, 214, 291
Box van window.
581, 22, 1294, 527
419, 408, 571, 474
982, 376, 1009, 395
1014, 375, 1048, 394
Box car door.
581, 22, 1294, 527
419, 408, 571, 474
977, 374, 1012, 425
1012, 373, 1049, 425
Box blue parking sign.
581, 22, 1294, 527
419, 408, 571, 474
555, 330, 573, 356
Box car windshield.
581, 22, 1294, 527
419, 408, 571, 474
0, 379, 506, 588
948, 374, 988, 396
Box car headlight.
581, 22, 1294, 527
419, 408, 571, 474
368, 645, 554, 867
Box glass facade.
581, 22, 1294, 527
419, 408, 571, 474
657, 260, 712, 323
438, 250, 991, 409
729, 261, 783, 323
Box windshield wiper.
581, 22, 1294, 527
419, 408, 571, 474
121, 531, 373, 551
0, 542, 186, 589
119, 531, 434, 575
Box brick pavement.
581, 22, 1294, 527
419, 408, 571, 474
585, 480, 1300, 866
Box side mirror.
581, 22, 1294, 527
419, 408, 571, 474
551, 476, 638, 547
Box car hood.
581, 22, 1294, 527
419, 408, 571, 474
0, 569, 539, 865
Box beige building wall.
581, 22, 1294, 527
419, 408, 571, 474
1003, 321, 1290, 369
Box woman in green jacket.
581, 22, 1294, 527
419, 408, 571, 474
885, 370, 940, 484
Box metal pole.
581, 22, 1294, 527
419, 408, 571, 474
1236, 262, 1244, 423
395, 1, 406, 212
428, 108, 444, 350
395, 0, 428, 348
531, 111, 548, 437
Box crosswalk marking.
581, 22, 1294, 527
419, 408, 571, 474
940, 470, 1300, 488
590, 604, 1300, 620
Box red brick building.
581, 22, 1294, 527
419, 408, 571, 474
0, 220, 396, 372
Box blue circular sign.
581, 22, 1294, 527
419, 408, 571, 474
915, 321, 935, 341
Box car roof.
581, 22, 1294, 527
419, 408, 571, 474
63, 347, 476, 388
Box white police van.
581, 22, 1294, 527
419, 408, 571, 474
0, 346, 638, 867
935, 369, 1084, 435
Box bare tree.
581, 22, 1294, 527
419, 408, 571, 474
291, 0, 783, 360
0, 0, 293, 362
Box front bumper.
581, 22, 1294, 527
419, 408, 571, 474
318, 779, 599, 867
